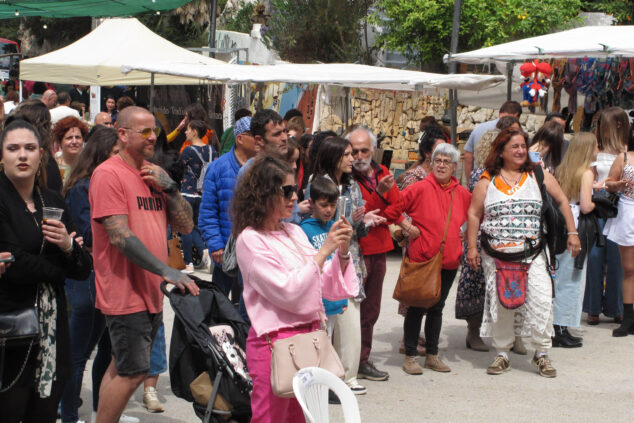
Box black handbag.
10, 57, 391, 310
534, 166, 567, 256
0, 294, 40, 391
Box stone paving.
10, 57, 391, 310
70, 252, 634, 422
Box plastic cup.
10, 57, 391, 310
42, 207, 64, 222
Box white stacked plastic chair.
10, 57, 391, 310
292, 367, 361, 423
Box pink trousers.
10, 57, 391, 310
246, 322, 319, 423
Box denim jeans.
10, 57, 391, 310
149, 322, 167, 376
60, 274, 111, 422
584, 218, 624, 318
181, 196, 206, 264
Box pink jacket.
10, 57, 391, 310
236, 222, 359, 337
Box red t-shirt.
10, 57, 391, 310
89, 156, 168, 315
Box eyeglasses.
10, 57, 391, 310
352, 148, 370, 156
433, 158, 453, 166
123, 127, 161, 139
280, 184, 298, 199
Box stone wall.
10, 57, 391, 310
317, 89, 545, 169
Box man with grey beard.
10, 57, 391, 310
345, 124, 402, 381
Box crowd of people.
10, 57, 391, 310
0, 84, 633, 423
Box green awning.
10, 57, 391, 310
0, 1, 193, 18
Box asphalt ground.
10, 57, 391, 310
69, 252, 634, 422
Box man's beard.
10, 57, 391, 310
353, 157, 372, 172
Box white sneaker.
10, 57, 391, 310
348, 381, 367, 395
181, 263, 195, 274
119, 414, 140, 423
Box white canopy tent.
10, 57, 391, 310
444, 25, 634, 64
19, 18, 225, 86
120, 62, 506, 92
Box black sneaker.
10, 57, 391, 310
328, 389, 340, 404
358, 362, 389, 381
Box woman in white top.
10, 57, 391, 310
553, 133, 598, 347
584, 107, 629, 325
604, 130, 634, 337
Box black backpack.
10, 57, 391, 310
534, 166, 567, 260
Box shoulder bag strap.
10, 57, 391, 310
439, 190, 455, 254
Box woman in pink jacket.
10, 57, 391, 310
234, 155, 359, 422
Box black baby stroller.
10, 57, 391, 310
162, 277, 252, 423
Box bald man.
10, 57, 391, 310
42, 89, 57, 109
94, 111, 114, 127
90, 106, 198, 423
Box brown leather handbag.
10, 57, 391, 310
168, 236, 186, 270
393, 190, 454, 308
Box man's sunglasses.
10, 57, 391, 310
123, 127, 161, 139
281, 184, 298, 199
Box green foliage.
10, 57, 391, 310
583, 0, 634, 23
222, 1, 255, 33
139, 13, 209, 47
265, 0, 373, 63
372, 0, 583, 69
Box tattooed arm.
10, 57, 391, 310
101, 214, 199, 295
139, 162, 194, 234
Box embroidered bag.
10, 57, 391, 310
493, 258, 529, 309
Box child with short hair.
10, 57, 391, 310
300, 176, 348, 331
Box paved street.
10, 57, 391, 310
74, 252, 634, 422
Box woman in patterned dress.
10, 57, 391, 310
466, 128, 580, 378
456, 116, 521, 353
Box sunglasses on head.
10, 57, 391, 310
123, 127, 161, 139
280, 184, 298, 199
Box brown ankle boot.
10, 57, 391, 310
424, 354, 451, 373
402, 356, 423, 375
466, 313, 489, 352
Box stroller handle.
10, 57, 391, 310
160, 281, 171, 297
161, 275, 209, 298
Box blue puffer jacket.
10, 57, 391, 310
199, 147, 241, 257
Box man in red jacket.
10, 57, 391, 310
346, 124, 402, 381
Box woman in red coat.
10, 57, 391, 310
396, 143, 471, 375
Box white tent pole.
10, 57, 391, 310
149, 73, 155, 113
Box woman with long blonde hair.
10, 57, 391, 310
553, 133, 598, 348
584, 107, 629, 325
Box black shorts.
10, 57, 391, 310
105, 311, 163, 376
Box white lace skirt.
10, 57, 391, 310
480, 250, 554, 339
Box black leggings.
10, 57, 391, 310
0, 345, 66, 423
403, 269, 457, 356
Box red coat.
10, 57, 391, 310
353, 163, 402, 255
400, 174, 471, 269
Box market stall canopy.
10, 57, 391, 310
0, 0, 191, 18
445, 25, 634, 64
121, 62, 505, 91
20, 18, 225, 85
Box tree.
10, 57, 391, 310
264, 0, 375, 63
372, 0, 583, 70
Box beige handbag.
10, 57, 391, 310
268, 228, 345, 398
269, 328, 345, 398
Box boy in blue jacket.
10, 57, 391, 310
300, 176, 348, 331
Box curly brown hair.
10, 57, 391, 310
484, 128, 534, 176
53, 116, 89, 145
232, 154, 293, 235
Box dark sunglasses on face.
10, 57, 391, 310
352, 148, 370, 156
281, 184, 298, 199
123, 127, 161, 139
